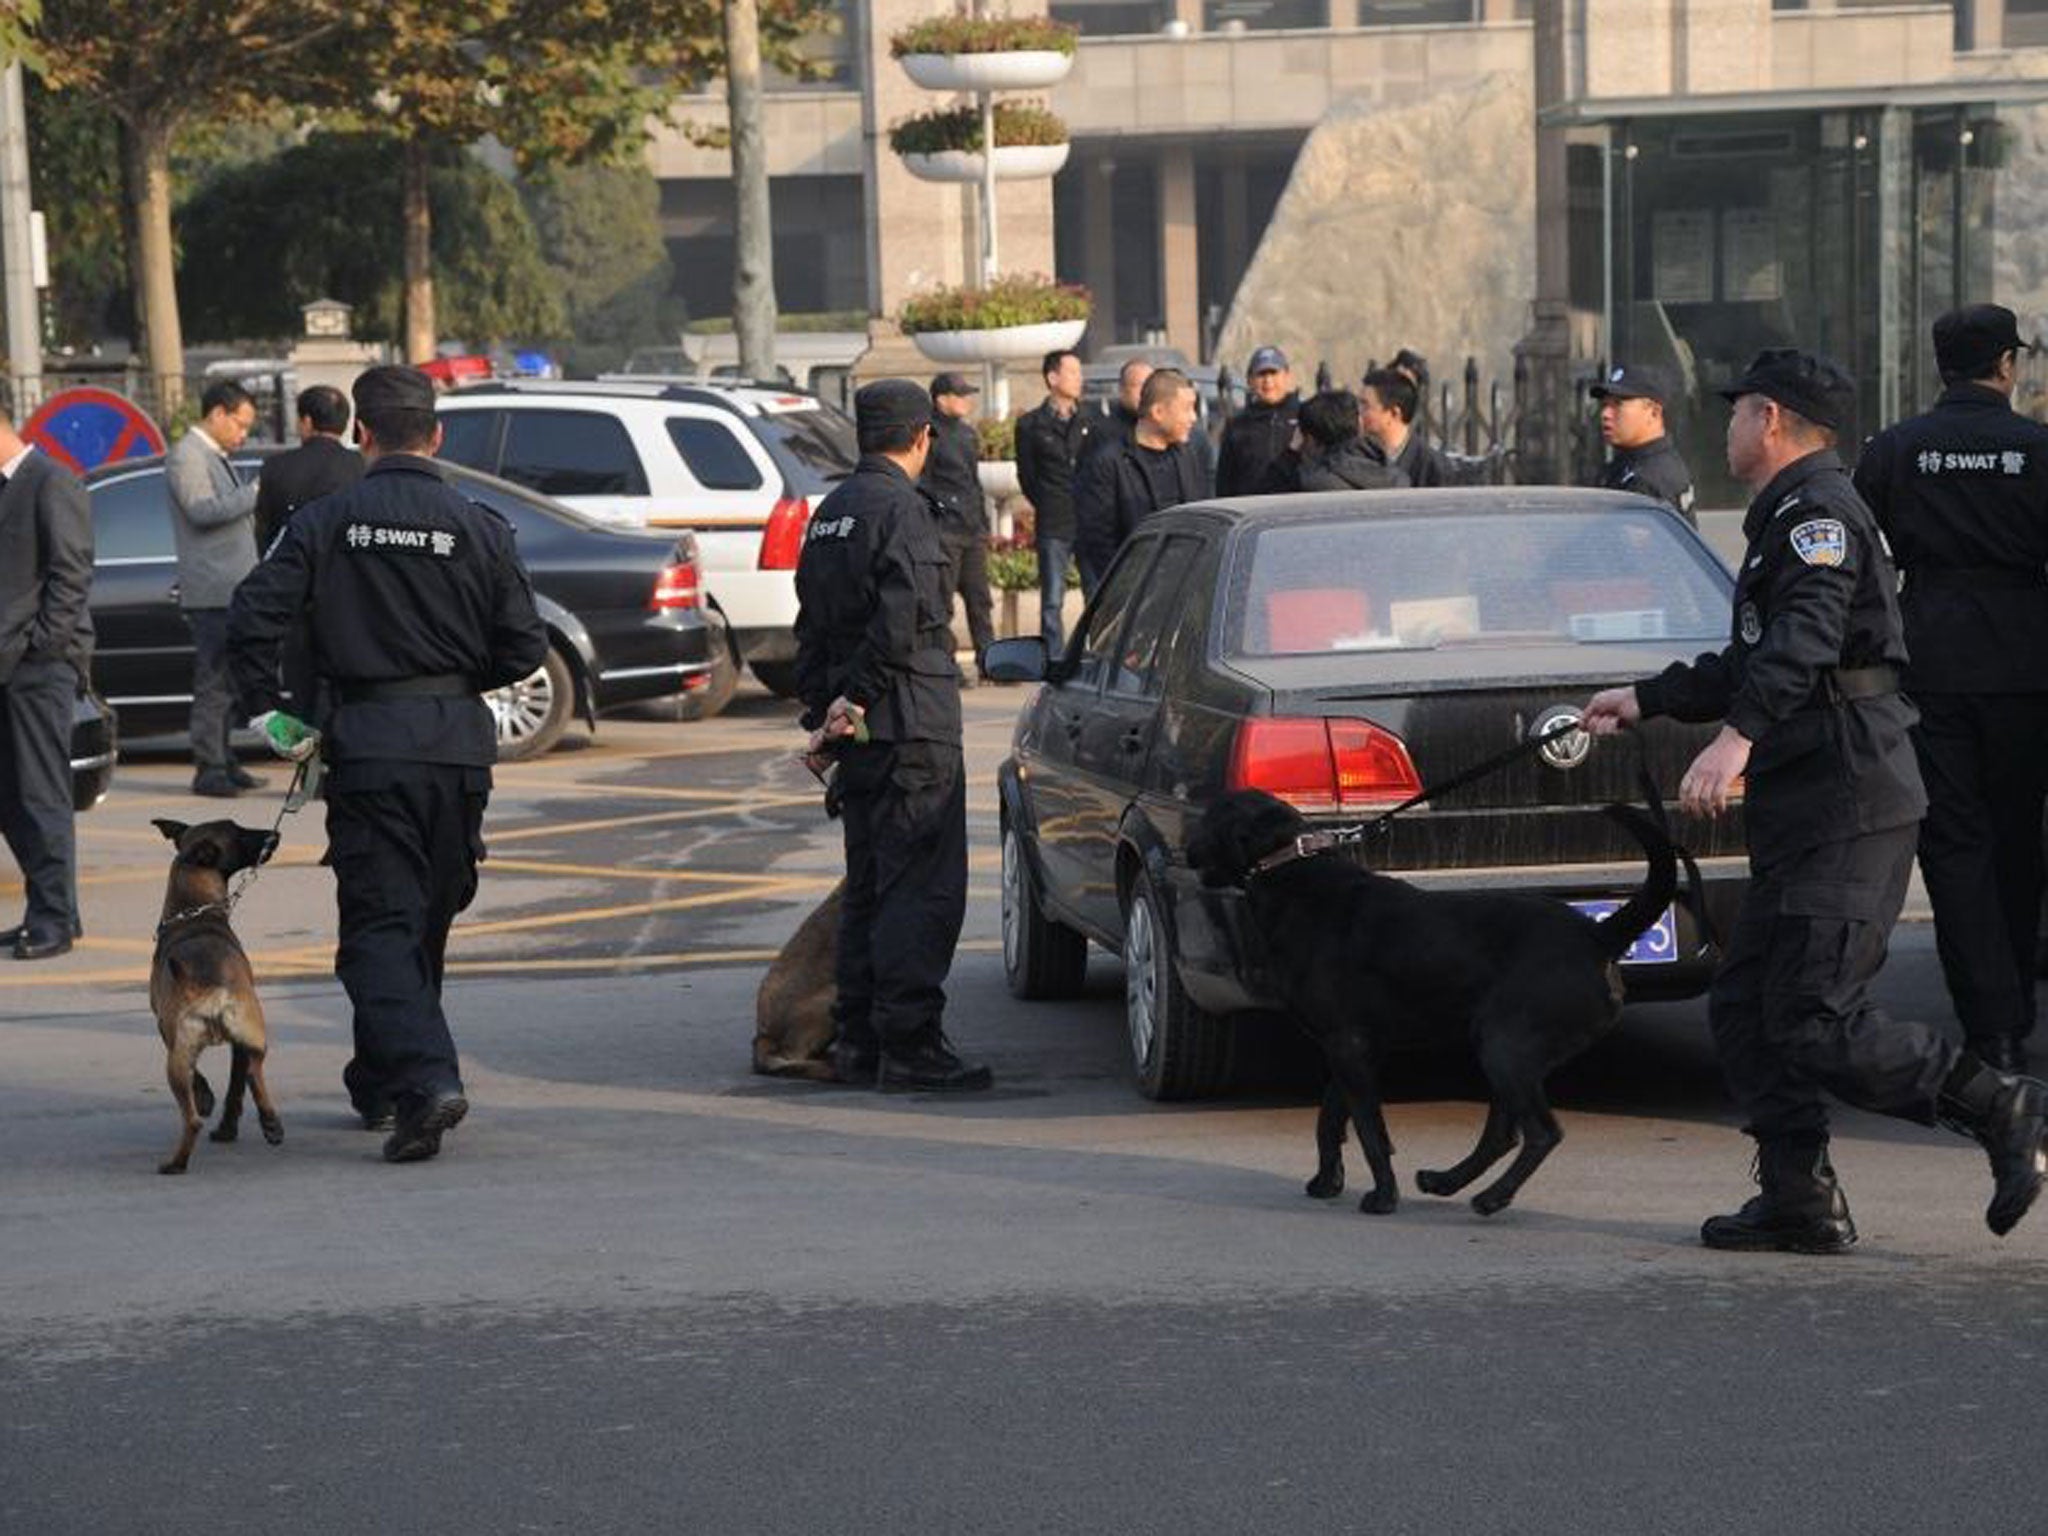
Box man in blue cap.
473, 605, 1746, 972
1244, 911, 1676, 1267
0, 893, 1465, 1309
794, 378, 991, 1092
1584, 347, 2048, 1253
1216, 346, 1298, 497
1853, 303, 2048, 1073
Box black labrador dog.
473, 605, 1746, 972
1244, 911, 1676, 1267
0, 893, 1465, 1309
1188, 789, 1677, 1217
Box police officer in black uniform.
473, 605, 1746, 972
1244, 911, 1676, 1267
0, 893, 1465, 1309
1853, 304, 2048, 1073
1589, 363, 1697, 526
921, 372, 995, 680
227, 365, 547, 1162
1584, 348, 2048, 1252
794, 379, 990, 1092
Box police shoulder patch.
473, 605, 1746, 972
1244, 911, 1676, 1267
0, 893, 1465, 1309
1788, 517, 1847, 568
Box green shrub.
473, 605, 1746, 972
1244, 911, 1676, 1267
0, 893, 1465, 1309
899, 275, 1090, 334
976, 415, 1017, 461
890, 14, 1079, 57
987, 544, 1039, 591
889, 102, 1068, 156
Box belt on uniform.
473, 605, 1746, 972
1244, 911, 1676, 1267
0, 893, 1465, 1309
1823, 665, 1899, 702
1907, 566, 2048, 589
336, 673, 474, 704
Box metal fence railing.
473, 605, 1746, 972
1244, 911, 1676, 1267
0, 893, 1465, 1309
0, 368, 295, 447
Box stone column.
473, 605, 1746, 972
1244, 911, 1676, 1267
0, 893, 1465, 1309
1971, 0, 2006, 50
1159, 145, 1201, 359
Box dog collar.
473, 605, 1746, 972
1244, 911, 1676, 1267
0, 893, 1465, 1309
156, 898, 231, 936
1250, 826, 1377, 877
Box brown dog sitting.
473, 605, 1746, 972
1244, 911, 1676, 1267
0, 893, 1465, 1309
752, 880, 843, 1080
150, 818, 284, 1174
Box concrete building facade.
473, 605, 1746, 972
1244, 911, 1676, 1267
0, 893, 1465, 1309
652, 0, 2048, 493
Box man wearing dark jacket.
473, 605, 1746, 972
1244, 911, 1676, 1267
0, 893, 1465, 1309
1584, 348, 2048, 1252
1257, 389, 1406, 493
1590, 363, 1697, 525
1076, 368, 1212, 578
1013, 349, 1090, 651
920, 373, 994, 678
255, 384, 364, 551
0, 386, 93, 961
1216, 346, 1299, 497
1361, 367, 1450, 488
1853, 304, 2048, 1072
794, 380, 989, 1093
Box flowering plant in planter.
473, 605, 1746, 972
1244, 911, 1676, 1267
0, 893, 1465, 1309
899, 275, 1090, 335
976, 415, 1017, 462
889, 14, 1079, 57
889, 102, 1068, 156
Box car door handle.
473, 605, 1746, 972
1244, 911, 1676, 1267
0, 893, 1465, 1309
1118, 726, 1145, 753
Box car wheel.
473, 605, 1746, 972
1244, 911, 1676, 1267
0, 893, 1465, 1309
1002, 821, 1088, 1000
750, 657, 801, 699
490, 646, 575, 761
1123, 867, 1235, 1101
675, 607, 740, 723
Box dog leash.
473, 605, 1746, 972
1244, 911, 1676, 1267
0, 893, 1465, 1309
1248, 721, 1721, 958
155, 757, 316, 936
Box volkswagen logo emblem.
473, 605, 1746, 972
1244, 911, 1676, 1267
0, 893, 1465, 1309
1531, 706, 1592, 770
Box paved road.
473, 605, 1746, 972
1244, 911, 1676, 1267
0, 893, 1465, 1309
4, 682, 2046, 1535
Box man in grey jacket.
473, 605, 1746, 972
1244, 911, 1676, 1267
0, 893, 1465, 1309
168, 380, 263, 796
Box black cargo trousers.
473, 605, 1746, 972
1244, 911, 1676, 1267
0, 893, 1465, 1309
1710, 824, 1959, 1143
1911, 691, 2048, 1048
327, 760, 490, 1117
830, 738, 969, 1053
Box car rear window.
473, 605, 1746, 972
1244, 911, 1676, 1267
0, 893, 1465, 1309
752, 404, 856, 496
667, 417, 765, 491
1229, 509, 1729, 657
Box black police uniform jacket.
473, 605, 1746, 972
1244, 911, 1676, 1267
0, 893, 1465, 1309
226, 454, 548, 769
1634, 449, 1925, 858
921, 413, 987, 546
1852, 381, 2048, 695
1013, 399, 1091, 544
1216, 393, 1299, 497
1596, 435, 1696, 527
793, 455, 962, 746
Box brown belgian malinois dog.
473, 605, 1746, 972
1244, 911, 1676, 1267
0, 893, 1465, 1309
150, 818, 285, 1174
753, 880, 843, 1080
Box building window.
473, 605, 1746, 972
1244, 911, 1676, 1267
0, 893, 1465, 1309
1357, 0, 1478, 23
767, 0, 855, 90
2008, 0, 2048, 47
1049, 0, 1175, 36
1204, 0, 1328, 29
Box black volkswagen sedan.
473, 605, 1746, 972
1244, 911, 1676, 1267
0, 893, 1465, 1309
990, 488, 1750, 1100
84, 451, 720, 760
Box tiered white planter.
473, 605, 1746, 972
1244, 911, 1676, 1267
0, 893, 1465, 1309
899, 50, 1074, 92
900, 142, 1071, 183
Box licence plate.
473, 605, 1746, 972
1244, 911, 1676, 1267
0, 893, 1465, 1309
1569, 900, 1680, 964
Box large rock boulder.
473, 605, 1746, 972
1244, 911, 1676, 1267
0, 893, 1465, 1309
1216, 71, 1535, 394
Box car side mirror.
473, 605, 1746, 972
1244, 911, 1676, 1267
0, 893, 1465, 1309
982, 636, 1048, 684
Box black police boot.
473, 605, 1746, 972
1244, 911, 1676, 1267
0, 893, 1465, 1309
382, 1091, 468, 1164
1700, 1136, 1857, 1254
829, 1032, 880, 1086
879, 1031, 993, 1092
1938, 1058, 2048, 1237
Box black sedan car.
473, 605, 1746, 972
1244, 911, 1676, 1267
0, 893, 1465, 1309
989, 488, 1750, 1100
83, 451, 720, 760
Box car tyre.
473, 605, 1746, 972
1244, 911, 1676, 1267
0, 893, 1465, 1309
675, 607, 741, 723
1123, 866, 1235, 1101
490, 645, 575, 761
749, 657, 801, 699
1002, 821, 1088, 1000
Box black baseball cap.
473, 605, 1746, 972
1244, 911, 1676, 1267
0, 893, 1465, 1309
929, 371, 981, 400
855, 379, 934, 435
1933, 303, 2030, 378
1590, 363, 1677, 407
1247, 346, 1290, 375
1718, 348, 1856, 433
352, 364, 437, 418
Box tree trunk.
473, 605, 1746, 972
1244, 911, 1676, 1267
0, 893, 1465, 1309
122, 114, 183, 416
402, 137, 436, 365
723, 0, 776, 380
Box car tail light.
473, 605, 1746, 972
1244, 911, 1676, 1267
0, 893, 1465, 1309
1228, 717, 1423, 812
655, 557, 704, 610
758, 494, 812, 570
